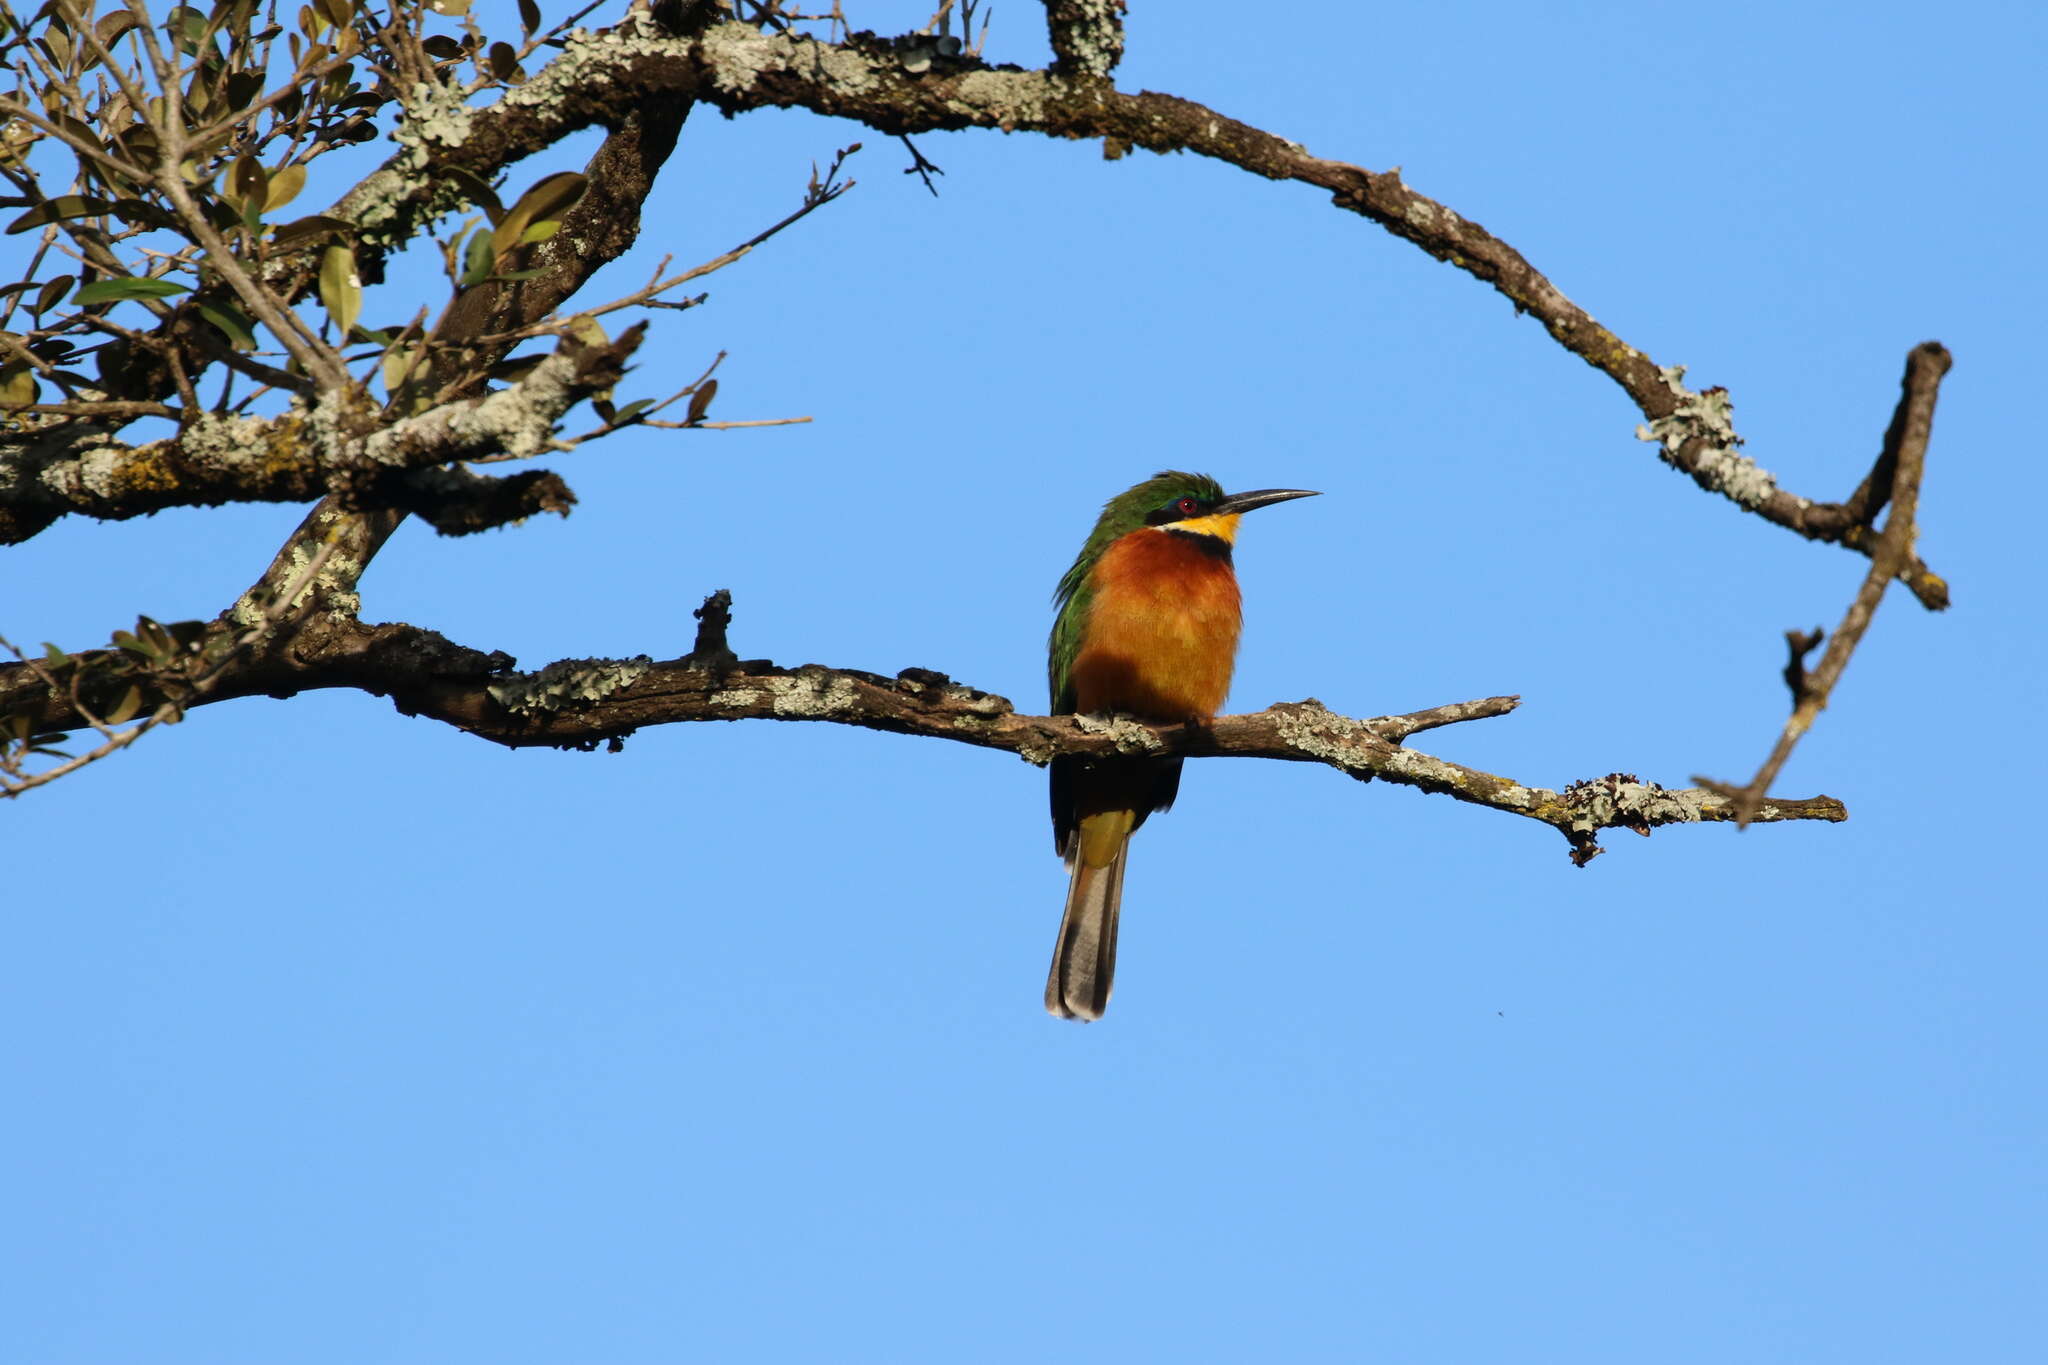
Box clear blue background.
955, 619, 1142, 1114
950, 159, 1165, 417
6, 2, 2044, 1360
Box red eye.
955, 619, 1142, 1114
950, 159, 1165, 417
1176, 497, 1200, 515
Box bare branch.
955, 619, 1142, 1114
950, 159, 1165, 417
1701, 342, 1952, 820
661, 23, 1950, 605
0, 597, 1845, 853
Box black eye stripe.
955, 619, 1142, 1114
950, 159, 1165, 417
1143, 493, 1212, 525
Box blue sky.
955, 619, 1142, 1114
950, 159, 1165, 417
6, 2, 2045, 1361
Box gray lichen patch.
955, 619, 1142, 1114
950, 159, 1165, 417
364, 354, 580, 465
1055, 1, 1125, 78
499, 22, 688, 112
761, 667, 860, 718
1560, 776, 1697, 836
61, 439, 146, 499
32, 410, 283, 503
489, 655, 653, 713
942, 687, 1012, 718
697, 23, 880, 98
1013, 732, 1060, 767
348, 79, 480, 244
1378, 743, 1483, 795
1270, 700, 1375, 775
347, 23, 679, 247
1633, 784, 1711, 824
704, 668, 861, 718
698, 21, 782, 94
1634, 365, 1786, 510
951, 69, 1052, 127
171, 411, 284, 478
1072, 711, 1166, 754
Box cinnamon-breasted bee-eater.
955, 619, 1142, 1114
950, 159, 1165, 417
1045, 471, 1319, 1020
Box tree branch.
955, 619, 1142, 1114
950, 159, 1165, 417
0, 596, 1845, 858
0, 15, 1955, 606
0, 329, 638, 540
1701, 342, 1951, 821
667, 22, 1949, 606
1044, 1, 1125, 78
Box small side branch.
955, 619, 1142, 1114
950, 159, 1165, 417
1044, 1, 1126, 79
1700, 342, 1951, 821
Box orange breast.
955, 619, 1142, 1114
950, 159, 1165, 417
1070, 529, 1243, 722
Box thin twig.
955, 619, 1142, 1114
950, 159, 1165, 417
899, 134, 944, 196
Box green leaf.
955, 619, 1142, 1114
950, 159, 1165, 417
488, 355, 546, 383
6, 195, 113, 234
491, 171, 586, 260
106, 684, 144, 725
51, 113, 102, 155
32, 274, 74, 314
96, 12, 141, 49
381, 343, 425, 399
0, 363, 35, 408
198, 193, 242, 235
223, 70, 265, 113
264, 164, 306, 212
74, 277, 190, 303
229, 155, 268, 211
113, 123, 161, 169
458, 226, 494, 287
269, 214, 352, 249
171, 5, 212, 56
109, 198, 180, 231
196, 299, 256, 349
611, 398, 653, 425
318, 244, 361, 337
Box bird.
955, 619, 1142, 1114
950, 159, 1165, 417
1045, 471, 1319, 1020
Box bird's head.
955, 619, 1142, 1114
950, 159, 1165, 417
1096, 470, 1320, 548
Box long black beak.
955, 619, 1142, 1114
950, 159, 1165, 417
1213, 488, 1320, 516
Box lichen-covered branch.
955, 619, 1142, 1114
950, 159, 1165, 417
0, 330, 637, 542
0, 600, 1845, 857
0, 10, 1953, 606
232, 14, 1939, 599
1044, 1, 1125, 78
